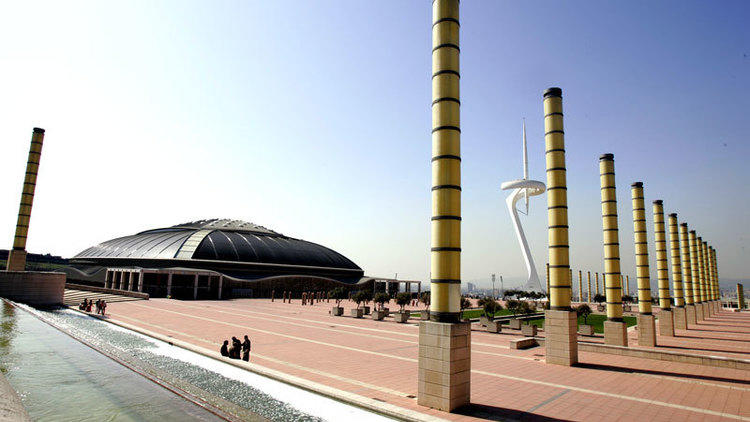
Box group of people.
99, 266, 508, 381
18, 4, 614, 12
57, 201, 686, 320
220, 335, 251, 361
79, 298, 107, 316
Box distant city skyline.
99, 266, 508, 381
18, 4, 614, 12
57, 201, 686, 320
0, 1, 747, 284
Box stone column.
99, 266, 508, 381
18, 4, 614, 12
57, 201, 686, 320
7, 128, 46, 272
653, 201, 674, 336
541, 87, 577, 366
599, 154, 626, 346
631, 182, 655, 347
688, 230, 703, 321
668, 214, 687, 329
418, 0, 470, 412
587, 271, 592, 303
680, 223, 696, 324
138, 271, 144, 293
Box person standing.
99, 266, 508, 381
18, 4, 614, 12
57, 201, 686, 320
220, 340, 229, 357
100, 300, 107, 316
242, 335, 251, 361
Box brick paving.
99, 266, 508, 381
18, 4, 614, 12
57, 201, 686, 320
104, 298, 750, 421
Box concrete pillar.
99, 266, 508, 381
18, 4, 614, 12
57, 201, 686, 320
138, 271, 144, 292
680, 223, 696, 325
738, 284, 745, 310
587, 271, 592, 303
631, 182, 655, 347
688, 230, 703, 321
418, 0, 470, 413
127, 272, 133, 291
541, 87, 578, 366
668, 214, 687, 329
167, 272, 173, 297
6, 128, 46, 272
218, 276, 223, 300
193, 274, 199, 300
599, 154, 626, 346
653, 201, 674, 337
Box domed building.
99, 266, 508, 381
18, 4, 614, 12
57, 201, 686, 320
66, 219, 383, 299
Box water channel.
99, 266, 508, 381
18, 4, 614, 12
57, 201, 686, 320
0, 300, 393, 422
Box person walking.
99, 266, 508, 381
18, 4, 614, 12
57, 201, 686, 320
241, 335, 251, 361
100, 300, 107, 316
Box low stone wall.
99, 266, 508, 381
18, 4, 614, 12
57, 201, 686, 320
0, 371, 31, 421
0, 271, 65, 306
66, 283, 149, 300
577, 341, 750, 370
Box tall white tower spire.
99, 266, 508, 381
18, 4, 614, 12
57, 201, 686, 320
501, 120, 547, 292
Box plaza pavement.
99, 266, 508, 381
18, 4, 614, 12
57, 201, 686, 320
104, 298, 750, 421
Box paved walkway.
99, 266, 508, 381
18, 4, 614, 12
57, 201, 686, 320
105, 299, 750, 421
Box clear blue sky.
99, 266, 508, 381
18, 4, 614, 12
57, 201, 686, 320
0, 1, 747, 288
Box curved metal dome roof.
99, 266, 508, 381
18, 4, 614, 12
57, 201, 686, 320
73, 219, 361, 271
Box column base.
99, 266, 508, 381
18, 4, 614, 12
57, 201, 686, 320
6, 249, 27, 272
544, 310, 578, 366
604, 320, 628, 347
696, 303, 705, 321
673, 306, 687, 330
418, 321, 471, 412
658, 309, 675, 337
701, 302, 710, 318
714, 301, 720, 314
685, 304, 697, 325
637, 314, 656, 347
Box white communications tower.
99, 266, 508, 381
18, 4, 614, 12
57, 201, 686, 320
500, 120, 546, 292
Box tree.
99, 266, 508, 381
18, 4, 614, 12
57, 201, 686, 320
576, 304, 592, 325
395, 292, 412, 312
352, 291, 366, 309
482, 298, 501, 318
361, 290, 373, 308
329, 287, 347, 306
505, 299, 520, 316
519, 301, 534, 315
374, 292, 390, 311
420, 292, 430, 309
593, 293, 606, 304
621, 294, 635, 304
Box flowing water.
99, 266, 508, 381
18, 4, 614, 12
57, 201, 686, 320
0, 301, 392, 422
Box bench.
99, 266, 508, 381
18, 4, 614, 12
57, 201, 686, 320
509, 337, 538, 350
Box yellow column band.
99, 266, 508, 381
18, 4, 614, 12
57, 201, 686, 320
429, 0, 461, 322
12, 128, 45, 251
595, 272, 600, 295
599, 154, 623, 321
626, 275, 630, 296
688, 230, 701, 303
668, 214, 684, 307
546, 263, 550, 294
680, 223, 694, 305
711, 247, 718, 301
543, 87, 571, 310
652, 200, 671, 310
738, 283, 745, 310
631, 182, 652, 315
587, 271, 592, 302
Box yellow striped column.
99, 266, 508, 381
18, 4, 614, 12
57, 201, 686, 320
653, 201, 674, 336
587, 271, 592, 302
419, 0, 470, 411
631, 182, 655, 346
697, 237, 708, 317
668, 214, 687, 329
546, 263, 550, 295
543, 87, 577, 366
738, 284, 745, 310
599, 154, 626, 346
578, 270, 583, 303
700, 240, 711, 316
688, 230, 703, 320
6, 128, 46, 272
711, 247, 720, 312
596, 272, 600, 296
680, 223, 696, 324
626, 275, 631, 297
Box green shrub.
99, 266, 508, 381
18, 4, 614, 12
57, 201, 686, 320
395, 292, 412, 312
374, 292, 390, 310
